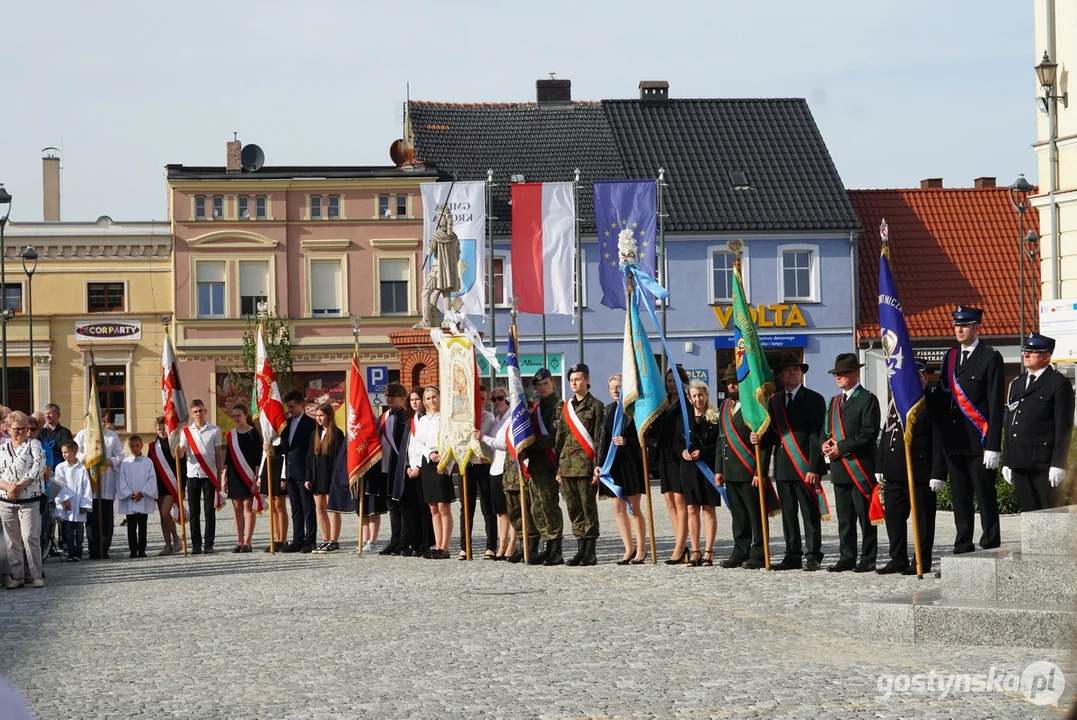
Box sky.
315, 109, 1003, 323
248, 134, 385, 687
1, 0, 1039, 222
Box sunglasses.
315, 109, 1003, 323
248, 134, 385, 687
492, 396, 507, 402
9, 426, 28, 432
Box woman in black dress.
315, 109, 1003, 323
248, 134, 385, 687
594, 374, 647, 564
654, 367, 690, 563
675, 380, 722, 567
305, 402, 345, 553
408, 386, 452, 559
151, 416, 185, 556
224, 403, 262, 553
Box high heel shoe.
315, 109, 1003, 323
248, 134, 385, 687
664, 549, 688, 565
617, 546, 635, 565
629, 551, 647, 565
701, 551, 714, 567
689, 550, 703, 567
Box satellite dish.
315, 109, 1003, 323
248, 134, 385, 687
240, 144, 265, 172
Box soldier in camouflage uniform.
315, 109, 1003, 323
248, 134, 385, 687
555, 363, 606, 567
502, 453, 537, 563
525, 368, 565, 566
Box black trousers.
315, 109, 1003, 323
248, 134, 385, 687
946, 454, 1001, 553
185, 477, 217, 549
126, 513, 148, 555
882, 478, 936, 570
777, 480, 823, 563
399, 475, 430, 552
833, 482, 877, 564
286, 477, 316, 546
386, 499, 402, 548
62, 521, 85, 559
458, 465, 497, 553
86, 498, 115, 558
725, 482, 765, 563
1012, 468, 1054, 513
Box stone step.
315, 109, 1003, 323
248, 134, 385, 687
942, 545, 1077, 605
861, 589, 1076, 649
1021, 504, 1077, 555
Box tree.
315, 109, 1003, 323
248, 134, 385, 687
225, 313, 295, 411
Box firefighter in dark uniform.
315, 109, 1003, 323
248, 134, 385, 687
938, 306, 1003, 554
1001, 333, 1075, 512
876, 358, 947, 575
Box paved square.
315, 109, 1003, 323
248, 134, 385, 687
4, 484, 1073, 719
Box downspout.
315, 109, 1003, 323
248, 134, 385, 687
1048, 0, 1060, 299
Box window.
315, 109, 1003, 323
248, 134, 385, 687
238, 196, 250, 220
195, 196, 206, 220
310, 195, 322, 219
328, 195, 340, 218
239, 261, 269, 317
778, 244, 820, 302
95, 366, 127, 430
255, 196, 267, 219
396, 195, 408, 218
3, 285, 22, 313
491, 256, 508, 307
87, 282, 125, 313
310, 260, 342, 317
212, 195, 224, 219
710, 251, 736, 302
378, 258, 410, 315
378, 195, 391, 218
196, 261, 226, 318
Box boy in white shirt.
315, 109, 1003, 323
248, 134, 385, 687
117, 436, 157, 559
53, 441, 94, 561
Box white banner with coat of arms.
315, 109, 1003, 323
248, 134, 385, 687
421, 181, 486, 317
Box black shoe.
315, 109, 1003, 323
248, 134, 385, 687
232, 545, 243, 554
543, 538, 565, 566
240, 545, 252, 554
827, 560, 855, 573
191, 547, 203, 556
804, 559, 821, 572
901, 565, 930, 576
720, 557, 744, 569
138, 551, 147, 558
741, 558, 765, 570
772, 558, 803, 571
513, 537, 536, 564
876, 562, 907, 575
565, 539, 585, 567
581, 538, 598, 566
278, 543, 298, 553
530, 540, 552, 565
665, 549, 689, 565
617, 545, 635, 565
129, 552, 138, 559
203, 547, 215, 555
102, 552, 110, 560
379, 544, 398, 556
300, 543, 315, 554
853, 561, 876, 573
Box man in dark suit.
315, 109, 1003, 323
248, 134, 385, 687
276, 390, 317, 553
876, 359, 947, 575
821, 353, 882, 573
753, 353, 828, 571
1002, 334, 1075, 512
939, 306, 1004, 553
378, 383, 410, 554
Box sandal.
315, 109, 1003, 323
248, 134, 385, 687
689, 550, 702, 567
483, 550, 496, 560
701, 551, 714, 567
458, 550, 468, 561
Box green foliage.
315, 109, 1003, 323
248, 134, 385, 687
225, 314, 294, 404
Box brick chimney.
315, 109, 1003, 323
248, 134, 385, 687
973, 176, 996, 188
42, 153, 60, 221
920, 178, 943, 189
640, 80, 670, 106
226, 139, 242, 172
536, 78, 571, 104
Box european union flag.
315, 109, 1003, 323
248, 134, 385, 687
594, 180, 657, 309
878, 240, 925, 437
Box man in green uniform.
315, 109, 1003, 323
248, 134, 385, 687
525, 368, 565, 566
555, 363, 605, 566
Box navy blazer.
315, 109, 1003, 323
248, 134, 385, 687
277, 413, 316, 483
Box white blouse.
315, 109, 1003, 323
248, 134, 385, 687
0, 439, 47, 503
408, 412, 440, 468
481, 412, 510, 475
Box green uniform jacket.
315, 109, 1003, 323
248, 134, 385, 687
524, 394, 562, 479
555, 392, 605, 477
820, 386, 881, 486
714, 399, 773, 484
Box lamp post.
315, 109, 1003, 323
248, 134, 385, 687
1036, 51, 1068, 301
1010, 173, 1034, 344
0, 184, 12, 407
21, 246, 38, 410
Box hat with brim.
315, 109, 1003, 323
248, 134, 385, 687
1022, 333, 1056, 354
914, 357, 930, 373
773, 352, 809, 374
721, 363, 738, 383
827, 353, 865, 375
532, 368, 552, 386
952, 305, 984, 326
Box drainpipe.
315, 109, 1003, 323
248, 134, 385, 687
1048, 0, 1060, 299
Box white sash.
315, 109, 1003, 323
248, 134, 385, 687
184, 426, 218, 479
150, 439, 177, 493
563, 398, 596, 460
532, 403, 549, 436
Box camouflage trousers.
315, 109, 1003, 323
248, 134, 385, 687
560, 475, 599, 540
504, 489, 538, 540
527, 473, 563, 541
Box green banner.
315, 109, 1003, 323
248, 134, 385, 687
477, 353, 563, 378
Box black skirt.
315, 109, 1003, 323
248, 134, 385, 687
421, 459, 454, 504
361, 493, 389, 517
658, 459, 683, 494
226, 469, 254, 500
259, 456, 285, 497
682, 471, 722, 508
487, 473, 508, 515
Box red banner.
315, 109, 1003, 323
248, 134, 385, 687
347, 353, 383, 488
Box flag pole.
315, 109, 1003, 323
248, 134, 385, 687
352, 315, 365, 557
574, 168, 583, 363
640, 429, 658, 565
657, 168, 668, 375
257, 316, 277, 556
86, 356, 105, 559
486, 169, 497, 391
509, 300, 531, 566
755, 444, 771, 571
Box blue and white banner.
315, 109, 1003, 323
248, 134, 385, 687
421, 181, 487, 317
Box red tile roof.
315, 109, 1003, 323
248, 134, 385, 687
851, 187, 1040, 342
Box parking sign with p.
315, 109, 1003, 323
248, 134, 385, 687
366, 365, 389, 393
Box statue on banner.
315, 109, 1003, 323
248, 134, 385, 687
414, 207, 462, 329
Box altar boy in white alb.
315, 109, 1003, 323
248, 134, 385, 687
117, 436, 157, 559
53, 440, 94, 561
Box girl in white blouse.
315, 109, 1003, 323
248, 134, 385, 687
408, 387, 453, 559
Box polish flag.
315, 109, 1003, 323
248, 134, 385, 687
255, 325, 288, 443
161, 334, 188, 451
511, 182, 575, 315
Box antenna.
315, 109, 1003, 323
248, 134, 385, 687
240, 144, 265, 172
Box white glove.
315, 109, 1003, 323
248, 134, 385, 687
929, 479, 945, 493
874, 473, 885, 485
1001, 466, 1012, 484
1049, 467, 1066, 488
983, 450, 1000, 470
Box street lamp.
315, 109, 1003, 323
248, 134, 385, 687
21, 246, 38, 410
1009, 174, 1034, 345
0, 184, 11, 407
1036, 51, 1068, 111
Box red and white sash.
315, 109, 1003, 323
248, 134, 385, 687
227, 429, 265, 513
183, 425, 224, 510
562, 398, 596, 463
149, 438, 189, 522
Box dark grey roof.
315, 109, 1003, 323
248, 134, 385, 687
166, 165, 440, 181
409, 98, 860, 234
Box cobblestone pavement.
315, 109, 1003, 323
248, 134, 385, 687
4, 482, 1074, 719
